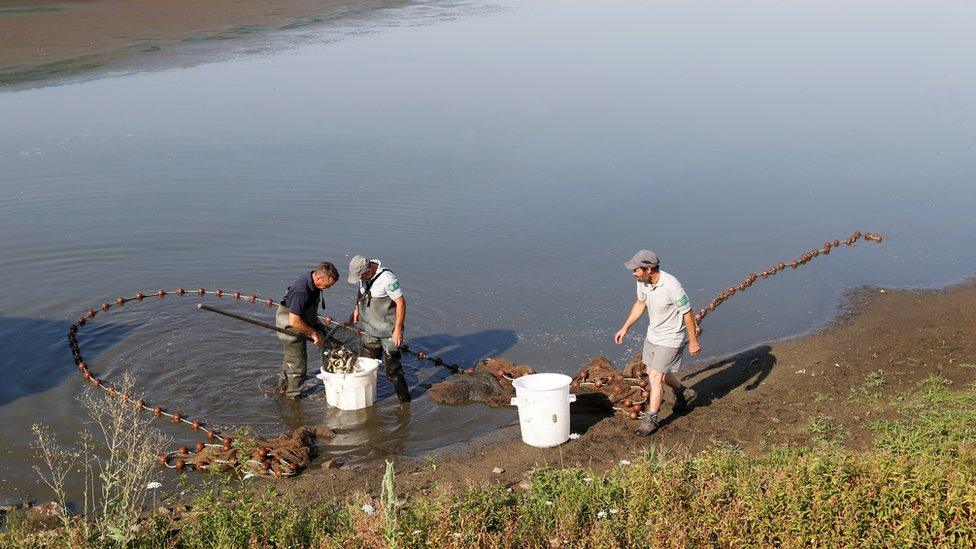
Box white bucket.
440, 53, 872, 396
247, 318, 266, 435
510, 373, 577, 448
315, 357, 380, 410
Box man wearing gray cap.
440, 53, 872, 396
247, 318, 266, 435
614, 249, 701, 436
347, 255, 410, 403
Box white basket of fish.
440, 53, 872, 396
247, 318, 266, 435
316, 355, 380, 410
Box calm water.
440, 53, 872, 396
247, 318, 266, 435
1, 0, 974, 500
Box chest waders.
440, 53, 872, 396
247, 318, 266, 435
275, 286, 326, 399
358, 270, 411, 403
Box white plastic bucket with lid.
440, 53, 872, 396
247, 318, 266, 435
316, 357, 380, 410
510, 373, 577, 448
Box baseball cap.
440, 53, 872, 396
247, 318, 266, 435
347, 255, 370, 284
624, 250, 659, 270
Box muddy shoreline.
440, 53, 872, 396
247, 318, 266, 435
0, 0, 403, 87
287, 278, 976, 497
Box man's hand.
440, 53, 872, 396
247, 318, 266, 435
614, 326, 628, 345
688, 340, 701, 356
391, 326, 403, 347
349, 309, 359, 324
310, 331, 325, 348
322, 316, 333, 326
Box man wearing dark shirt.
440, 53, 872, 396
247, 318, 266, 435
275, 262, 339, 399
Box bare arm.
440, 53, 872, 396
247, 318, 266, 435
289, 312, 323, 347
614, 300, 647, 344
391, 296, 406, 347
349, 293, 360, 324
683, 310, 701, 355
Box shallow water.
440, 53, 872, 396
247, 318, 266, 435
1, 0, 975, 500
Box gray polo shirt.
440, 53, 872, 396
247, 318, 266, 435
636, 269, 692, 348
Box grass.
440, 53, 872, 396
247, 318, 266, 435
4, 375, 975, 547
849, 368, 887, 404
807, 413, 839, 443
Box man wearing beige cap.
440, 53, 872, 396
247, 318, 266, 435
347, 255, 410, 403
614, 249, 701, 436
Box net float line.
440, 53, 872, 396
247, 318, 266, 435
66, 288, 327, 477
692, 230, 884, 325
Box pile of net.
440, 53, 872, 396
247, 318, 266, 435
428, 354, 652, 418
570, 356, 653, 417
428, 357, 534, 407
159, 426, 336, 478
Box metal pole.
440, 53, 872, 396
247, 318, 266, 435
197, 303, 312, 342
199, 303, 460, 374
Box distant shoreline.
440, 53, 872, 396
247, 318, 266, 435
0, 0, 405, 88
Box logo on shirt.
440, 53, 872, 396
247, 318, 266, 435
676, 295, 689, 308
387, 281, 400, 292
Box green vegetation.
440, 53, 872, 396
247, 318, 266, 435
0, 55, 104, 87
806, 413, 841, 443
0, 7, 61, 15
849, 368, 887, 403
4, 376, 974, 547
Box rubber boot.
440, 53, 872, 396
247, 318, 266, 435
281, 339, 308, 398
276, 305, 309, 398
384, 348, 411, 403
362, 336, 411, 403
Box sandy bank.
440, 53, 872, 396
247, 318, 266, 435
291, 278, 976, 496
0, 0, 398, 86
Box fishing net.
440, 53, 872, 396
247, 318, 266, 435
159, 426, 336, 478
429, 357, 534, 407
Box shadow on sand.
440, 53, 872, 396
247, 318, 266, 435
655, 344, 777, 430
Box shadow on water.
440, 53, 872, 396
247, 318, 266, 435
657, 345, 777, 429
404, 328, 519, 399
0, 314, 137, 407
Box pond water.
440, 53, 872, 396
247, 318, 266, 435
1, 0, 974, 500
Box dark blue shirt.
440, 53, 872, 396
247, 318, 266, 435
283, 271, 320, 317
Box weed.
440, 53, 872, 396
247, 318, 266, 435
865, 369, 886, 388
381, 460, 400, 548
30, 376, 168, 545
808, 414, 835, 436
424, 455, 437, 471
849, 369, 887, 403
813, 391, 830, 403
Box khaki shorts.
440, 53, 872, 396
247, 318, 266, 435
642, 340, 685, 374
